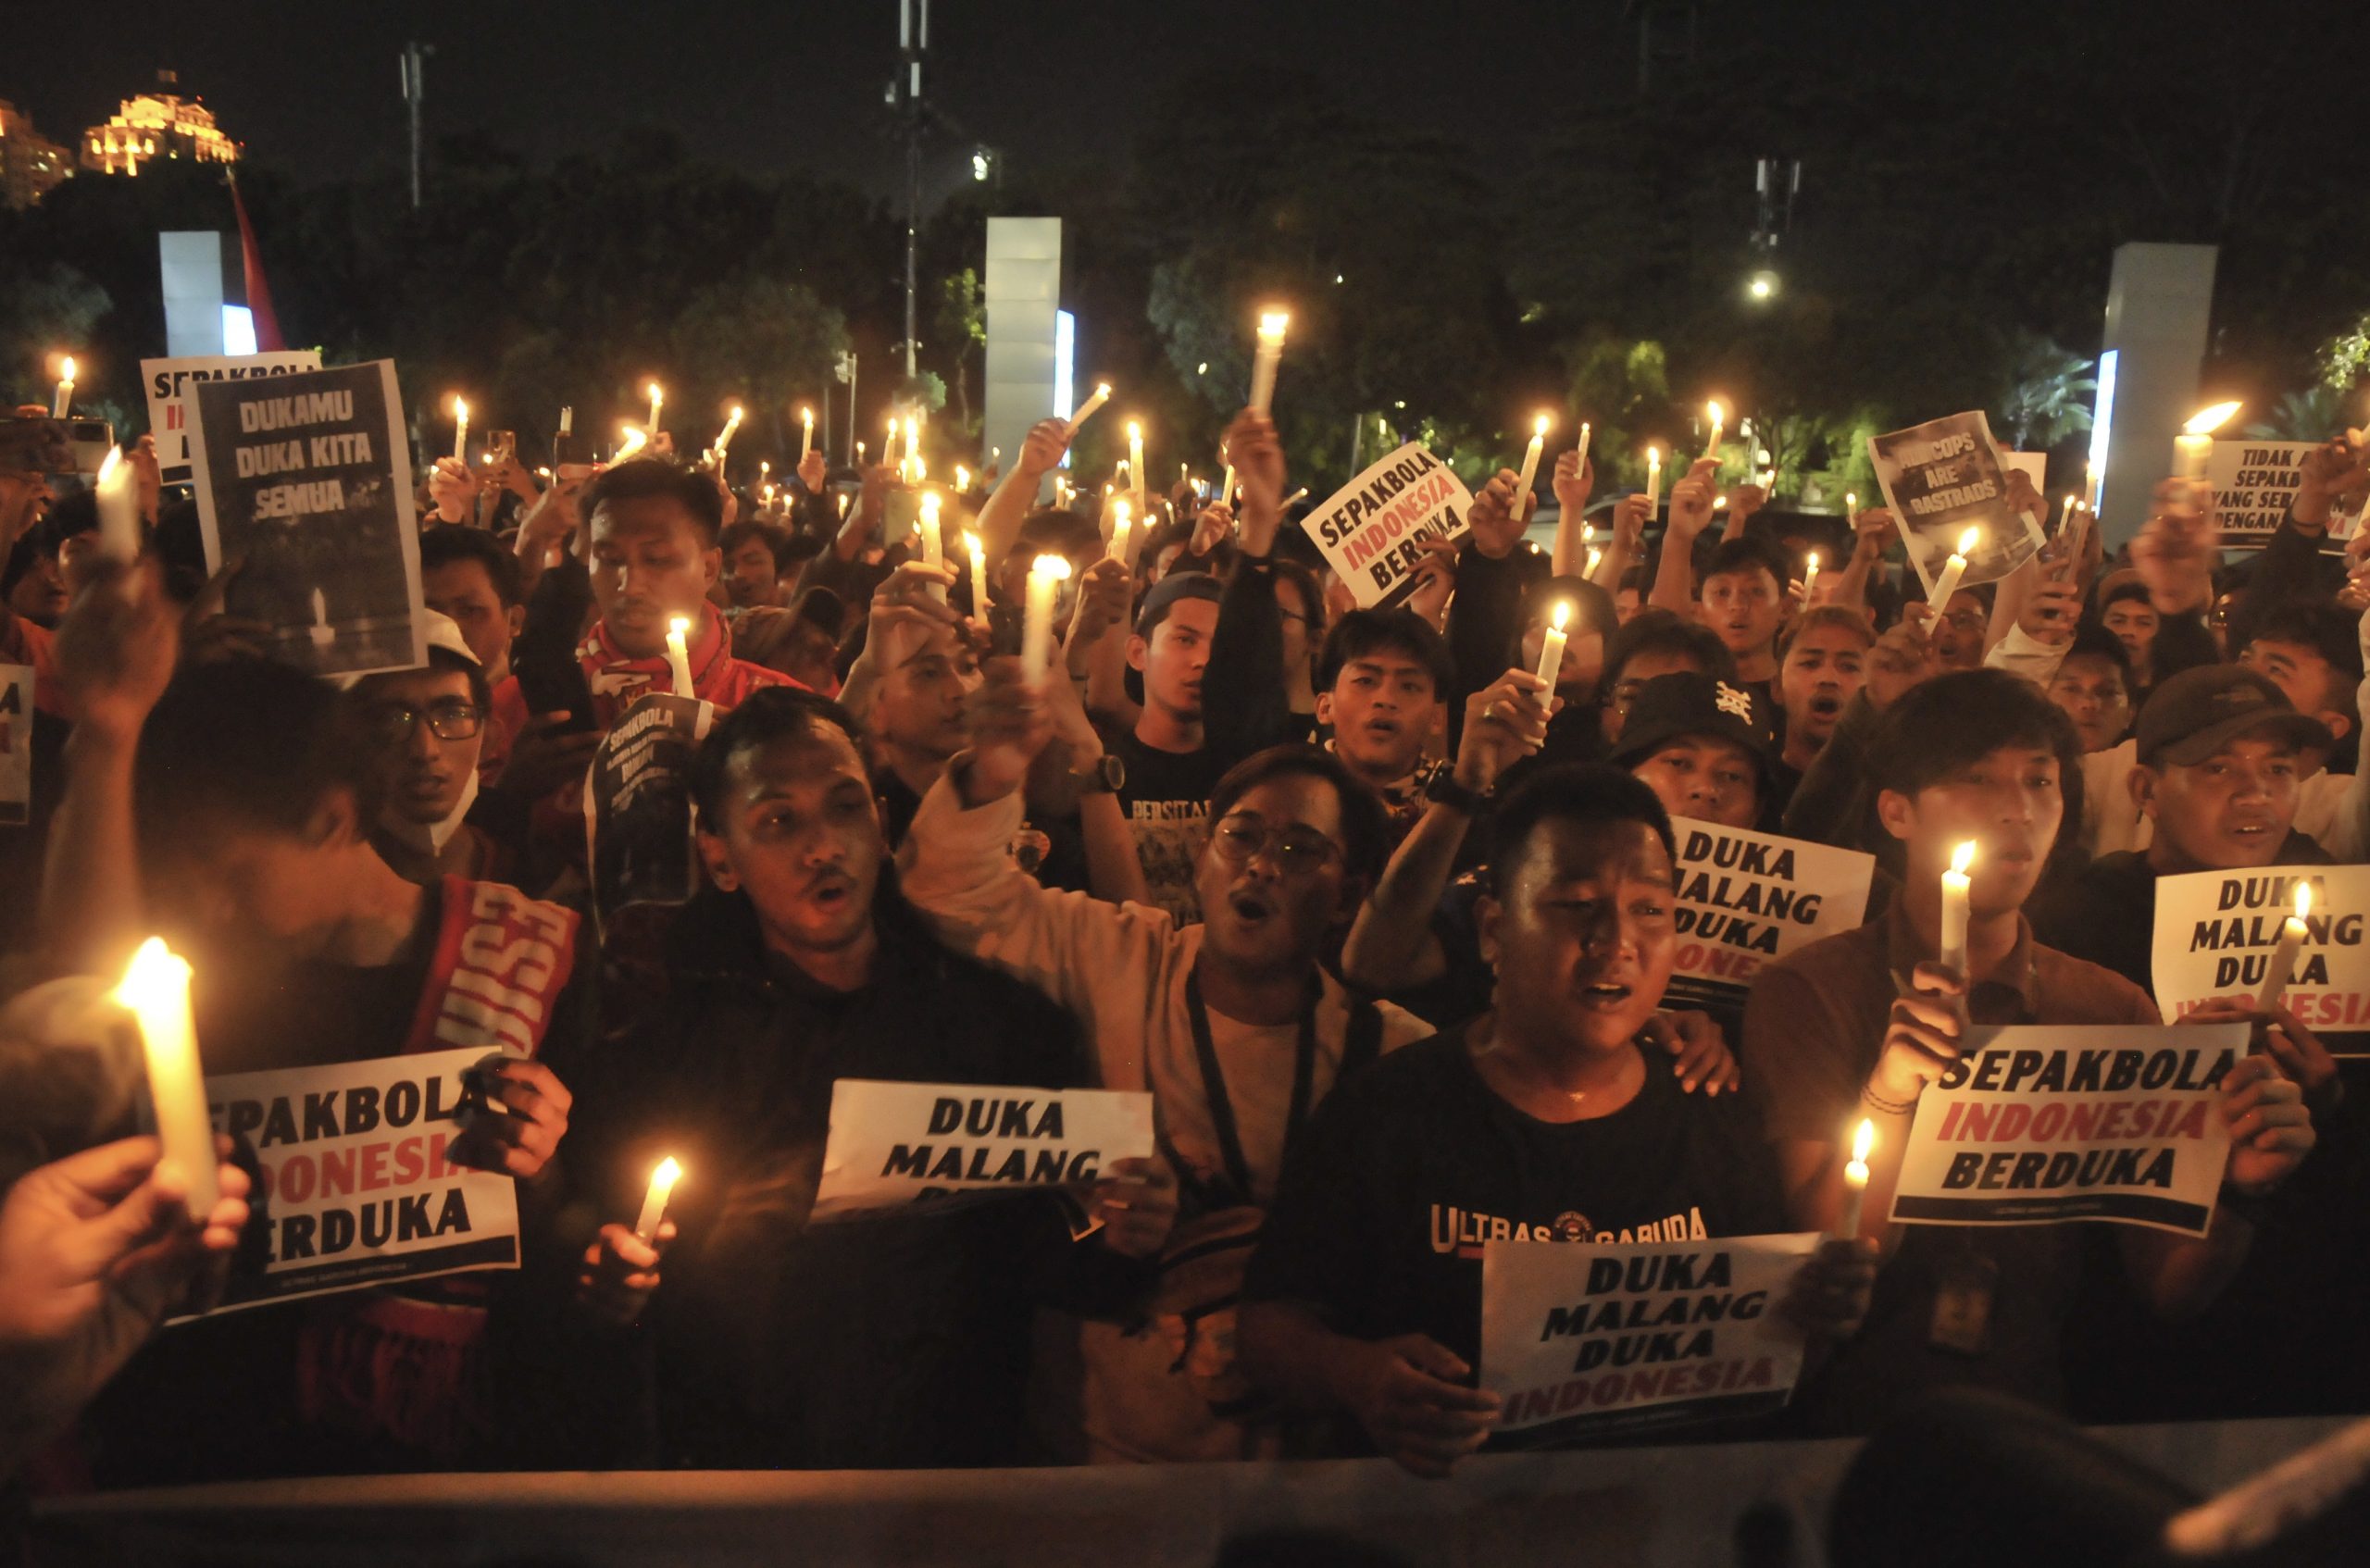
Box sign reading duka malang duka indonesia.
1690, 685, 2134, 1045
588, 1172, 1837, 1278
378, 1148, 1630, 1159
1890, 1024, 2244, 1238
2152, 865, 2370, 1055
1867, 409, 2039, 598
1299, 442, 1476, 609
1664, 817, 1873, 1015
809, 1078, 1154, 1221
186, 359, 428, 679
1481, 1232, 1819, 1441
193, 1045, 522, 1314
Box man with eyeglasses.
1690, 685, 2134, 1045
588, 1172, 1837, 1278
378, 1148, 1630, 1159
343, 611, 525, 886
900, 672, 1436, 1463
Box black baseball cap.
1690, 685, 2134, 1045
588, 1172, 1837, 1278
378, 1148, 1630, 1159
1135, 569, 1224, 636
2134, 666, 2332, 768
1609, 671, 1776, 785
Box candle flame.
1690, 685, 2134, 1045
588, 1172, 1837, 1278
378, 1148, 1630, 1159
1030, 554, 1072, 582
651, 1156, 681, 1188
1845, 492, 1856, 511
2183, 401, 2242, 436
800, 405, 813, 423
60, 355, 75, 382
667, 615, 691, 639
614, 426, 648, 462
1551, 601, 1570, 631
1093, 383, 1110, 398
921, 492, 940, 520
1850, 1118, 1874, 1164
1704, 399, 1723, 425
114, 936, 192, 1013
1113, 498, 1130, 524
1647, 445, 1661, 464
1950, 840, 1977, 876
2295, 881, 2313, 920
453, 395, 467, 421
96, 446, 124, 489
1532, 413, 1552, 438
1256, 310, 1290, 339
647, 380, 661, 401
1128, 419, 1141, 440
954, 465, 969, 489
1807, 551, 1820, 570
1955, 526, 1980, 555
1715, 495, 1728, 509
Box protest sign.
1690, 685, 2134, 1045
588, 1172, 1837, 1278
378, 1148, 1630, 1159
2204, 441, 2363, 547
199, 1045, 518, 1313
141, 350, 322, 483
1480, 1232, 1818, 1441
1298, 443, 1476, 609
0, 665, 30, 828
1665, 817, 1873, 1016
585, 692, 711, 940
1890, 1024, 2243, 1237
1867, 411, 2040, 596
187, 359, 426, 678
810, 1078, 1155, 1222
2151, 866, 2370, 1055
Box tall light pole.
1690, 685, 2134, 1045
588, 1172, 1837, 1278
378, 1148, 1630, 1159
400, 42, 432, 210
891, 0, 929, 381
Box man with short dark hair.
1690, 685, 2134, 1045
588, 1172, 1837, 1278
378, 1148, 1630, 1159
718, 519, 792, 610
1775, 606, 1874, 785
2045, 623, 2137, 754
1597, 609, 1736, 747
1697, 536, 1791, 693
1608, 671, 1776, 831
1112, 570, 1229, 919
418, 526, 530, 783
1314, 607, 1453, 830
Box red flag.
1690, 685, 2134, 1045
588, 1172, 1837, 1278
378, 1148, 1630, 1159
227, 174, 285, 352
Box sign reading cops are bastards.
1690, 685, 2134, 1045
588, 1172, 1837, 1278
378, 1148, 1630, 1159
1665, 817, 1873, 1014
187, 359, 427, 678
810, 1079, 1155, 1222
2152, 866, 2370, 1056
1481, 1233, 1818, 1442
200, 1045, 520, 1313
2204, 442, 2362, 546
1299, 443, 1475, 609
1867, 410, 2039, 599
141, 350, 322, 483
1890, 1024, 2243, 1237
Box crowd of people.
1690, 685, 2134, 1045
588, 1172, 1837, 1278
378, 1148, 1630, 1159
0, 389, 2361, 1497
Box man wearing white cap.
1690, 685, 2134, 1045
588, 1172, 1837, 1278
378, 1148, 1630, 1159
343, 609, 521, 884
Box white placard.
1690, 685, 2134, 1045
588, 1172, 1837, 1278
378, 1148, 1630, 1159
811, 1078, 1154, 1221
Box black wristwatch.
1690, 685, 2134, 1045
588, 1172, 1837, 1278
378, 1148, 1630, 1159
1074, 753, 1126, 795
1424, 770, 1487, 815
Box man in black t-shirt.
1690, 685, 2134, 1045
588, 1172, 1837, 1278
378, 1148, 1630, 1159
1110, 572, 1228, 919
1239, 764, 1873, 1475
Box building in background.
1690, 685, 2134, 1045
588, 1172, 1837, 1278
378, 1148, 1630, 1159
0, 100, 73, 209
80, 72, 239, 178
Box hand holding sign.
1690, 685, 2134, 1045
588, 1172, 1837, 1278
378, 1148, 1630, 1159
451, 1054, 572, 1182
2177, 996, 2340, 1111
1641, 1009, 1742, 1097
1086, 1156, 1179, 1259
2215, 1054, 2314, 1197
1337, 1333, 1501, 1479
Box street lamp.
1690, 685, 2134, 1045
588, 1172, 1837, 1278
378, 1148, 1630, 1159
972, 149, 991, 181
1747, 269, 1779, 302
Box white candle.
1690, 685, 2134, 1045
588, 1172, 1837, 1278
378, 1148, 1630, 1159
1844, 490, 1857, 517
2256, 881, 2312, 1012
2176, 401, 2241, 482
1106, 497, 1133, 565
1534, 601, 1570, 688
612, 425, 648, 465
53, 356, 75, 419
716, 404, 744, 458
1128, 420, 1146, 507
2080, 462, 2099, 514
1218, 465, 1235, 506
1702, 399, 1725, 464
1281, 486, 1308, 508
665, 615, 696, 697
1585, 546, 1603, 579
1513, 414, 1550, 519
633, 1156, 680, 1242
919, 493, 946, 602
309, 587, 334, 650
799, 405, 814, 462
559, 405, 573, 439
1837, 1118, 1874, 1240
450, 396, 468, 463
883, 415, 900, 471
1573, 420, 1592, 481
1249, 311, 1289, 414
967, 529, 988, 612
1802, 551, 1820, 599
1939, 840, 1976, 974
116, 938, 219, 1221
1645, 446, 1663, 517
1021, 554, 1072, 684
646, 381, 664, 437
94, 446, 141, 562
855, 440, 867, 467
1927, 526, 1978, 613
1069, 382, 1112, 430
955, 464, 970, 493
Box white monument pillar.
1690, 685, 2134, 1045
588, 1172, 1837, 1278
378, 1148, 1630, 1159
2094, 243, 2218, 551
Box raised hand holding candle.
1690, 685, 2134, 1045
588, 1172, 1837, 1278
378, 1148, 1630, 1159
1106, 497, 1133, 565
1645, 446, 1663, 516
451, 396, 469, 462
1021, 554, 1072, 684
716, 404, 744, 457
1837, 1118, 1874, 1240
646, 381, 664, 437
1573, 420, 1592, 479
94, 446, 141, 562
665, 615, 696, 697
1069, 381, 1112, 430
53, 355, 75, 419
1702, 399, 1725, 464
634, 1157, 681, 1242
799, 405, 814, 461
1927, 526, 1978, 613
2256, 881, 2312, 1012
117, 938, 219, 1221
1513, 414, 1551, 520
1939, 840, 1976, 975
1249, 310, 1289, 414
2176, 401, 2241, 482
1533, 601, 1570, 688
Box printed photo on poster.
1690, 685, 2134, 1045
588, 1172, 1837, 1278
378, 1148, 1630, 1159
1867, 410, 2039, 597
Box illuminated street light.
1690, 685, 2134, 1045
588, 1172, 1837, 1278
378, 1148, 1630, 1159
1747, 269, 1779, 301
972, 150, 991, 181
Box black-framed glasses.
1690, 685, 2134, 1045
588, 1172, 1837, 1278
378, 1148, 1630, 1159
1210, 814, 1342, 876
368, 699, 482, 744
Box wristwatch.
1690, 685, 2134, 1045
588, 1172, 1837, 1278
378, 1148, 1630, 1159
1073, 753, 1126, 795
1424, 770, 1487, 815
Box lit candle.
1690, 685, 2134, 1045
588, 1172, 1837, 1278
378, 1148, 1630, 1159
1939, 840, 1976, 974
855, 440, 867, 467
646, 381, 664, 437
309, 588, 333, 651
1218, 465, 1235, 506
1584, 546, 1603, 579
94, 446, 141, 562
1927, 526, 1978, 613
559, 405, 573, 440
1249, 310, 1290, 414
634, 1156, 681, 1242
2175, 401, 2241, 482
954, 464, 970, 492
1513, 413, 1551, 519
612, 425, 648, 465
1534, 601, 1570, 688
2256, 881, 2312, 1012
966, 529, 988, 611
1128, 419, 1146, 506
53, 356, 76, 419
884, 415, 900, 470
1802, 551, 1820, 599
1281, 486, 1308, 509
799, 405, 814, 462
716, 404, 744, 458
1837, 1118, 1874, 1240
1573, 420, 1592, 480
2080, 461, 2099, 514
1069, 382, 1112, 430
1844, 490, 1857, 517
665, 615, 696, 698
449, 396, 468, 463
117, 938, 219, 1221
1645, 446, 1663, 516
1702, 399, 1725, 464
1106, 496, 1134, 565
919, 492, 946, 602
1021, 554, 1072, 684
